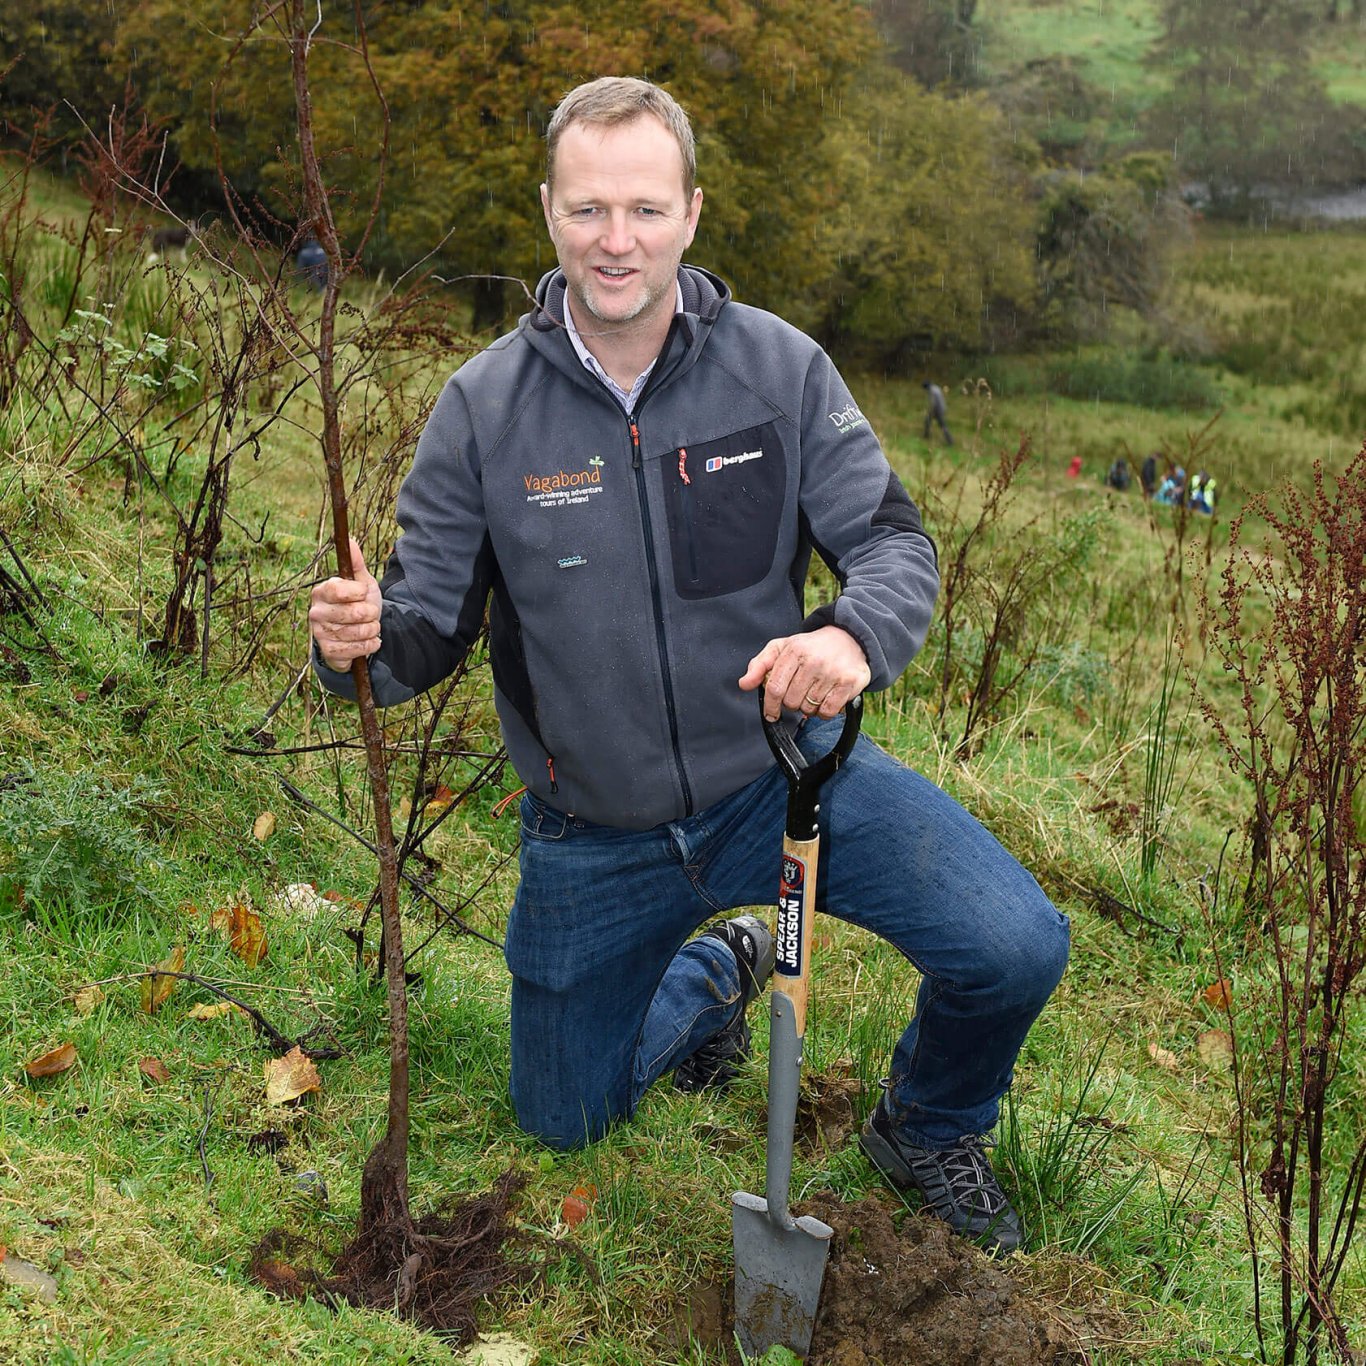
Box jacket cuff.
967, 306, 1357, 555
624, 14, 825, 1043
800, 603, 882, 686
311, 640, 360, 700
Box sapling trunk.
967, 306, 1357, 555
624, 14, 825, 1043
288, 0, 411, 1234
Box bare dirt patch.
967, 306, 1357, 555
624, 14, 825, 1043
660, 1190, 1113, 1364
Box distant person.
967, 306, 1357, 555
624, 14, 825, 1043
1155, 466, 1186, 506
1188, 471, 1216, 515
1139, 451, 1160, 498
1104, 457, 1131, 491
922, 381, 954, 446
1065, 455, 1082, 479
296, 235, 328, 290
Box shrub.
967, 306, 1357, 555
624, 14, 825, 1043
1199, 444, 1366, 1364
0, 762, 165, 915
1045, 353, 1221, 410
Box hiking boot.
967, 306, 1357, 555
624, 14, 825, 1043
859, 1093, 1024, 1256
673, 915, 776, 1094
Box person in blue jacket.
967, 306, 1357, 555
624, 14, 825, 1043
309, 77, 1067, 1256
296, 234, 327, 289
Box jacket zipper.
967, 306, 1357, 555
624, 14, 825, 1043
677, 447, 700, 584
629, 415, 695, 816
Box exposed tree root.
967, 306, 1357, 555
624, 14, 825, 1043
250, 1168, 545, 1344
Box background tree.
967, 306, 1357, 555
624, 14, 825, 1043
0, 0, 123, 148
1035, 152, 1186, 341
116, 0, 877, 331
1143, 0, 1364, 210
811, 71, 1036, 360
870, 0, 983, 89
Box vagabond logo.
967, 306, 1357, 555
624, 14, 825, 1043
524, 464, 603, 494
524, 455, 606, 509
704, 449, 763, 473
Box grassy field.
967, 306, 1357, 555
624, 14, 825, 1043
1, 164, 1364, 1366
978, 0, 1366, 147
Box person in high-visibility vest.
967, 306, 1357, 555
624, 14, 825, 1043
1189, 471, 1216, 515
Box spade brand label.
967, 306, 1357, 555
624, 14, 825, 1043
776, 853, 806, 977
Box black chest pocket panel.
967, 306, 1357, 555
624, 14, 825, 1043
659, 423, 788, 600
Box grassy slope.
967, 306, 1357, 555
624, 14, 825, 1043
2, 190, 1363, 1362
978, 0, 1366, 145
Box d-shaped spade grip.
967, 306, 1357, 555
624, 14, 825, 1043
760, 691, 863, 842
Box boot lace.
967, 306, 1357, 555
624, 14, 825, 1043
909, 1136, 1009, 1217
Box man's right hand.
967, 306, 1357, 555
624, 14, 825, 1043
309, 537, 383, 671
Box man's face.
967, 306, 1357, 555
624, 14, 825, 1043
541, 116, 703, 337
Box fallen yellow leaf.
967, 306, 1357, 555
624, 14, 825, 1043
264, 1046, 321, 1105
1197, 1029, 1234, 1069
139, 946, 186, 1014
23, 1042, 78, 1078
73, 985, 105, 1016
187, 1001, 243, 1021
1147, 1042, 1179, 1071
252, 811, 276, 841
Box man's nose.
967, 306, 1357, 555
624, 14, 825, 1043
599, 210, 636, 254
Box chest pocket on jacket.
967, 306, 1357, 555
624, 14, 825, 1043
659, 423, 787, 600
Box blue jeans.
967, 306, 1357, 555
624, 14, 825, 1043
505, 719, 1069, 1150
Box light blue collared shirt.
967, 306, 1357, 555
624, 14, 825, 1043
563, 282, 685, 413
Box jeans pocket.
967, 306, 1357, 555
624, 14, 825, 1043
520, 792, 571, 841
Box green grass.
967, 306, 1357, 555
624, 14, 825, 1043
2, 164, 1365, 1362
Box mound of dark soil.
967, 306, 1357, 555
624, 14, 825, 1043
662, 1191, 1092, 1364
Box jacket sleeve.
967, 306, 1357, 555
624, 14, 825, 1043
795, 350, 939, 691
312, 375, 494, 707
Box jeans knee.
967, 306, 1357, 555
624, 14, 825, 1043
1013, 907, 1070, 1004
971, 904, 1069, 1007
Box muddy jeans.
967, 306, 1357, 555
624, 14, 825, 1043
504, 718, 1069, 1150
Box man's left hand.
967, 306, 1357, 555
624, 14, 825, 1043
739, 625, 871, 722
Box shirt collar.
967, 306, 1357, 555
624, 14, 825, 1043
563, 281, 685, 413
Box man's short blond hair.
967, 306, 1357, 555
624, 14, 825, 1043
545, 77, 696, 198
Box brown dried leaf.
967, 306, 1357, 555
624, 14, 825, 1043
73, 985, 105, 1016
1200, 979, 1233, 1011
1147, 1042, 1179, 1071
226, 901, 268, 968
138, 1056, 170, 1084
139, 946, 185, 1014
424, 784, 455, 815
252, 811, 276, 841
23, 1042, 77, 1078
1197, 1029, 1234, 1069
264, 1046, 321, 1105
186, 1001, 243, 1021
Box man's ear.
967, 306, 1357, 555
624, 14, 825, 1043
683, 186, 703, 248
540, 182, 554, 234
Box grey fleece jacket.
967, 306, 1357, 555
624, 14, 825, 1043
314, 265, 939, 829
